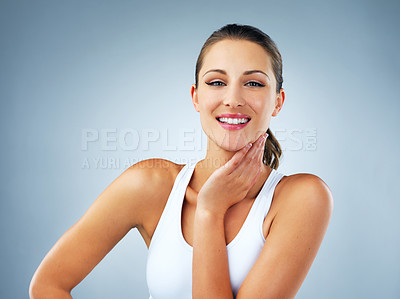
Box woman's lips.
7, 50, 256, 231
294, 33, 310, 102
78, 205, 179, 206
215, 113, 251, 130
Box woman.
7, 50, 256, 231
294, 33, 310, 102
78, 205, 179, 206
30, 24, 333, 299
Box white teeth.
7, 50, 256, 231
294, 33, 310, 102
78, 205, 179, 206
218, 117, 249, 124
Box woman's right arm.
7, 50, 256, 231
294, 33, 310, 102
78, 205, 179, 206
29, 159, 173, 298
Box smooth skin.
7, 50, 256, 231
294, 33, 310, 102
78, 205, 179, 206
29, 39, 333, 299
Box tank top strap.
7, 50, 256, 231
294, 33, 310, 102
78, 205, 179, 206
170, 159, 198, 213
261, 169, 286, 219
176, 158, 199, 197
248, 168, 285, 222
169, 159, 200, 207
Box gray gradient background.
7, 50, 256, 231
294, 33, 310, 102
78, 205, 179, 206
1, 0, 399, 298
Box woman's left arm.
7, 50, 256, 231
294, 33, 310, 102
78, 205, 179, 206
236, 174, 333, 298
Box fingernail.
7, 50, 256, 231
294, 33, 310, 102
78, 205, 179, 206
246, 143, 253, 149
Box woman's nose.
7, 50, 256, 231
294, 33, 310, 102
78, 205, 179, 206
222, 85, 245, 107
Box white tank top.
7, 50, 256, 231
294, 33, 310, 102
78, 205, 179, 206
146, 159, 285, 299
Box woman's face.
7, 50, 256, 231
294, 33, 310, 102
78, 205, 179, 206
191, 39, 285, 151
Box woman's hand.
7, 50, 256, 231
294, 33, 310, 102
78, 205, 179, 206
197, 132, 268, 217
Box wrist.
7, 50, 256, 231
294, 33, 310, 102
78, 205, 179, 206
195, 204, 226, 222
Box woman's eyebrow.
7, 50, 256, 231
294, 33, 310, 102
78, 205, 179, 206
243, 70, 270, 80
203, 69, 270, 80
202, 69, 227, 77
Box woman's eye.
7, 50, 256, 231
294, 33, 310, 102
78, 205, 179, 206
246, 81, 265, 87
205, 81, 264, 87
205, 81, 225, 86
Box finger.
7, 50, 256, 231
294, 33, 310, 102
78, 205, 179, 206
240, 136, 266, 180
231, 133, 266, 176
221, 142, 253, 174
223, 131, 267, 176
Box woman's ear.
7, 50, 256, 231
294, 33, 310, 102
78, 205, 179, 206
191, 84, 200, 112
272, 88, 285, 116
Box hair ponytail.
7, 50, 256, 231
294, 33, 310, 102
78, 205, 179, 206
263, 128, 282, 170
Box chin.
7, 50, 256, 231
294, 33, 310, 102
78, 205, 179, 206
217, 137, 249, 152
205, 125, 263, 150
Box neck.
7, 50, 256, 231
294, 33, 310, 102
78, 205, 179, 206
200, 138, 237, 173
190, 138, 271, 199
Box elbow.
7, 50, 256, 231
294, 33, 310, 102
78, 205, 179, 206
29, 274, 47, 299
29, 274, 72, 299
29, 278, 43, 299
29, 271, 41, 299
29, 284, 43, 299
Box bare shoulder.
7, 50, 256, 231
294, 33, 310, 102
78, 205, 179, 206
275, 172, 334, 221
127, 158, 183, 188
125, 158, 185, 244
126, 158, 184, 223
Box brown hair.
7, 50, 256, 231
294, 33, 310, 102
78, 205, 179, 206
194, 23, 283, 170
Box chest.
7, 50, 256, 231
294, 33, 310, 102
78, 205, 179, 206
181, 190, 276, 247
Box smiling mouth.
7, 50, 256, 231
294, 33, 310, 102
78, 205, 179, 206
216, 117, 250, 125
215, 113, 251, 125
